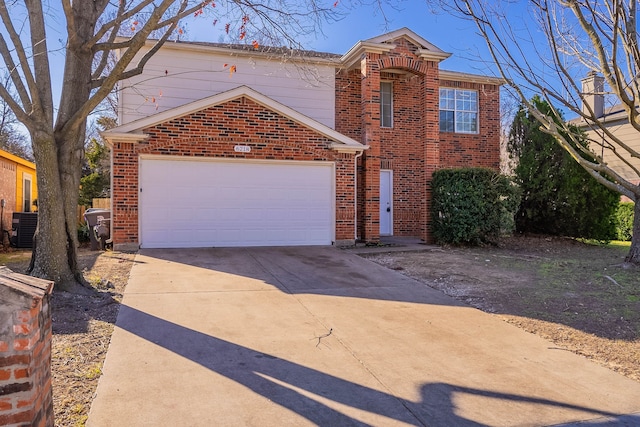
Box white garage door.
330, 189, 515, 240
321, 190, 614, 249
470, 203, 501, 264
139, 157, 335, 248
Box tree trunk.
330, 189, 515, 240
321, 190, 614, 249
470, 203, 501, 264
625, 200, 640, 265
26, 2, 98, 291
27, 130, 77, 288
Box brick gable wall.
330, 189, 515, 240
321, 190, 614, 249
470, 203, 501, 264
112, 97, 357, 247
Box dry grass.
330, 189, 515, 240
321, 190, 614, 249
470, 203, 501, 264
4, 248, 135, 427
362, 235, 640, 383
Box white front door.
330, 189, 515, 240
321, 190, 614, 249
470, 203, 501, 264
380, 170, 392, 236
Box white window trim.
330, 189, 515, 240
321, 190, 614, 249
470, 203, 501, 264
380, 81, 393, 128
22, 172, 32, 213
439, 88, 479, 134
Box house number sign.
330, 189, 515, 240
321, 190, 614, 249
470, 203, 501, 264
234, 145, 251, 153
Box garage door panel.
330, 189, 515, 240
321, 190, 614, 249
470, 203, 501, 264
140, 158, 334, 248
193, 208, 216, 221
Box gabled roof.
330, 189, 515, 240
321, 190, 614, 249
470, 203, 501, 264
569, 104, 636, 127
341, 27, 451, 68
365, 28, 448, 54
102, 85, 368, 153
130, 37, 341, 65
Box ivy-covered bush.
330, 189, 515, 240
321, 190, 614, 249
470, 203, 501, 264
616, 202, 635, 241
431, 168, 520, 245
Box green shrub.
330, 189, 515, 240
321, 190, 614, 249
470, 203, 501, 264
509, 97, 619, 241
616, 202, 635, 241
431, 168, 519, 245
78, 222, 90, 243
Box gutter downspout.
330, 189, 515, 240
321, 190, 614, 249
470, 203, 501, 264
354, 150, 364, 241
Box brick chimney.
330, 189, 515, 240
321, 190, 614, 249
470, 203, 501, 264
581, 71, 604, 118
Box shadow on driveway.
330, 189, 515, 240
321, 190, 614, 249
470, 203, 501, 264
89, 247, 640, 426
117, 304, 627, 427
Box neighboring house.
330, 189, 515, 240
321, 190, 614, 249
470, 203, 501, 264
575, 72, 640, 191
103, 28, 502, 250
0, 149, 37, 240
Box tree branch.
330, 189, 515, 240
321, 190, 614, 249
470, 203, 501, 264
25, 0, 54, 126
89, 0, 158, 47
62, 0, 206, 138
0, 0, 40, 115
0, 33, 31, 112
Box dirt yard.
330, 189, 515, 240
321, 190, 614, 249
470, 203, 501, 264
1, 235, 638, 426
3, 249, 135, 427
360, 235, 640, 382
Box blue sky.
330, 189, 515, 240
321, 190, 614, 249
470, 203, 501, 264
183, 1, 499, 77
7, 1, 509, 122
306, 2, 492, 74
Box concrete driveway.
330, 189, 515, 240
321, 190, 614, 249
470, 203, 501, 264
88, 247, 640, 426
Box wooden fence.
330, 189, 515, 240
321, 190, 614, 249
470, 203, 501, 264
77, 206, 86, 224
77, 198, 111, 224
92, 198, 110, 209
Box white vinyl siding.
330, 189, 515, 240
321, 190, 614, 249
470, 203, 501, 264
380, 82, 393, 128
119, 46, 337, 128
439, 88, 478, 133
584, 120, 640, 182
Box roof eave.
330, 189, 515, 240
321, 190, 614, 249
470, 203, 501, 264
102, 85, 367, 151
341, 41, 396, 69
416, 49, 452, 63
101, 132, 150, 146
439, 70, 505, 85
115, 36, 341, 66
0, 149, 36, 169
330, 143, 370, 153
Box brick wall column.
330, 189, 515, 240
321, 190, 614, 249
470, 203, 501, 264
111, 141, 140, 252
423, 64, 440, 243
360, 53, 381, 243
0, 268, 54, 427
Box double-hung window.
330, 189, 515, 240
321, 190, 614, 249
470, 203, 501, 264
439, 88, 478, 133
380, 81, 393, 128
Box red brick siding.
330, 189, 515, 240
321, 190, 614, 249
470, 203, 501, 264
439, 80, 501, 169
335, 42, 500, 243
111, 97, 357, 246
335, 69, 362, 141
335, 69, 366, 238
360, 52, 382, 242
0, 274, 54, 427
379, 72, 426, 237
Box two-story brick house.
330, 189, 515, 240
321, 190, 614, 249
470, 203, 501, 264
103, 28, 502, 250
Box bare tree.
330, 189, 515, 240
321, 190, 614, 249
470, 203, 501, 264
445, 0, 640, 265
0, 75, 31, 160
0, 1, 343, 290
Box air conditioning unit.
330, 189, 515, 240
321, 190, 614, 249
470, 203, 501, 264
11, 212, 38, 249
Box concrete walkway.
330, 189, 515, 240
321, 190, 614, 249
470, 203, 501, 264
88, 246, 640, 426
